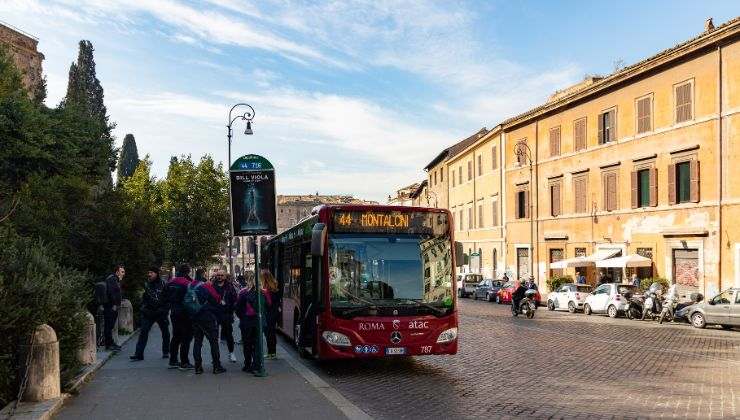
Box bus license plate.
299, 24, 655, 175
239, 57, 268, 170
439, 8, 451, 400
385, 347, 406, 355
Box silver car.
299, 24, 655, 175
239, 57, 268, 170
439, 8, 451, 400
678, 287, 740, 329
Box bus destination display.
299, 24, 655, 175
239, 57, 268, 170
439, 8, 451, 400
332, 210, 448, 235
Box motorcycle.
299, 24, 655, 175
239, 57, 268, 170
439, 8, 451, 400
659, 287, 703, 324
641, 282, 663, 321
512, 289, 537, 319
623, 291, 644, 320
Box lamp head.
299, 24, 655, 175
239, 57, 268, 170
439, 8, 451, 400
244, 121, 253, 135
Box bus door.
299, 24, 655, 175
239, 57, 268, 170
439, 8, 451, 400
299, 241, 320, 349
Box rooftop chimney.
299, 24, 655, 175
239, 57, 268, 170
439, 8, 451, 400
705, 17, 715, 32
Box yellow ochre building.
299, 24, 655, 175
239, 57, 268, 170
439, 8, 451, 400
419, 17, 740, 296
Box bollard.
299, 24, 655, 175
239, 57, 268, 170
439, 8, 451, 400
18, 324, 60, 402
78, 312, 97, 365
117, 299, 134, 335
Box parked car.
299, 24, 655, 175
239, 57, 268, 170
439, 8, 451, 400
583, 283, 637, 318
546, 283, 593, 313
473, 279, 504, 302
458, 273, 483, 298
676, 287, 740, 329
497, 281, 542, 306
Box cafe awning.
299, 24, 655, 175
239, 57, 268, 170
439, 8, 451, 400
551, 249, 622, 269
595, 253, 652, 268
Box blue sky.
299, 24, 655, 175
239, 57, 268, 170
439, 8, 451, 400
2, 1, 738, 201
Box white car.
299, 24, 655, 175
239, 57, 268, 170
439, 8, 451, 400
583, 283, 638, 318
457, 273, 483, 298
546, 283, 593, 313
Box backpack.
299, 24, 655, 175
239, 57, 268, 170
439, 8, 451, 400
183, 284, 203, 316
94, 279, 108, 306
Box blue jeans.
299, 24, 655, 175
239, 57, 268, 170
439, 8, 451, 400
134, 315, 170, 358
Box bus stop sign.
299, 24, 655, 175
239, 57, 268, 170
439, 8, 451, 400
229, 154, 277, 236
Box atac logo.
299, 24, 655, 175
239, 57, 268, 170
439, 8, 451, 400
392, 320, 400, 330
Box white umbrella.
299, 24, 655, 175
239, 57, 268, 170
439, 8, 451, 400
595, 254, 652, 268
550, 256, 591, 269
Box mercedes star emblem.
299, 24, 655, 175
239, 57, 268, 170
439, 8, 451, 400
390, 331, 402, 344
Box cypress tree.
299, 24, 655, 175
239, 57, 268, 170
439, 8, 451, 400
117, 134, 140, 182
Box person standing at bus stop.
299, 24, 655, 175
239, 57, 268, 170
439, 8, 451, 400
192, 271, 226, 374
235, 280, 262, 373
102, 265, 124, 351
131, 267, 170, 361
213, 269, 238, 363
163, 264, 194, 370
261, 269, 280, 359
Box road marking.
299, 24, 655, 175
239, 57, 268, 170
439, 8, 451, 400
278, 342, 373, 420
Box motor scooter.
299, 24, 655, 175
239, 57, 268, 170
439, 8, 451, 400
512, 289, 537, 319
623, 291, 643, 320
641, 282, 663, 321
659, 287, 703, 324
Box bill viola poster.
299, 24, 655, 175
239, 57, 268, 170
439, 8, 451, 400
229, 154, 277, 236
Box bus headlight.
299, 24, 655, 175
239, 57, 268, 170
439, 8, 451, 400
436, 327, 458, 343
322, 331, 352, 347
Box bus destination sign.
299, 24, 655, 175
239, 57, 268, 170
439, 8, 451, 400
332, 210, 448, 235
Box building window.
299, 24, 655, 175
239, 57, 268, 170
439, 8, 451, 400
631, 166, 657, 209
517, 248, 530, 279
550, 248, 564, 278
574, 247, 587, 258
478, 204, 484, 228
516, 140, 527, 165
676, 161, 691, 203
477, 155, 482, 176
433, 171, 437, 186
636, 95, 652, 133
636, 247, 653, 279
458, 210, 463, 231
675, 80, 693, 123
516, 188, 529, 219
573, 174, 588, 214
452, 169, 456, 187
602, 171, 618, 211
598, 108, 616, 144
491, 199, 498, 226
549, 181, 561, 217
637, 169, 650, 207
672, 248, 699, 289
467, 161, 472, 181
491, 146, 497, 170
574, 118, 586, 151
458, 166, 462, 185
440, 168, 444, 182
549, 126, 561, 157
492, 248, 498, 272
467, 207, 473, 230
669, 160, 699, 204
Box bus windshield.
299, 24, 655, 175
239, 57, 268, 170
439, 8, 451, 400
328, 234, 453, 310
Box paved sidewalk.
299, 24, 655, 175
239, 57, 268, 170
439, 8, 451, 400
56, 325, 347, 420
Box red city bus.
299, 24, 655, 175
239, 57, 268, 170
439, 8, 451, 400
262, 204, 462, 359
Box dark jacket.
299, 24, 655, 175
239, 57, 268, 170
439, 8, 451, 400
213, 281, 238, 321
235, 287, 264, 329
512, 285, 527, 302
194, 282, 222, 323
105, 274, 122, 307
163, 276, 192, 316
141, 278, 168, 319
264, 289, 280, 326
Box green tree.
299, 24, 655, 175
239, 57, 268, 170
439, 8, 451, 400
161, 155, 229, 266
117, 133, 140, 182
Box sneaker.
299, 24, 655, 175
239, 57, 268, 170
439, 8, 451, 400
168, 363, 180, 369
229, 353, 237, 363
195, 366, 204, 375
129, 355, 144, 361
241, 366, 254, 373
266, 353, 277, 360
213, 366, 226, 375
106, 344, 122, 352
179, 362, 195, 371
162, 353, 170, 359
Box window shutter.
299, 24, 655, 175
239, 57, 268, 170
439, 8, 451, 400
649, 167, 658, 206
608, 110, 616, 142
603, 175, 608, 210
492, 201, 498, 226
630, 170, 638, 209
575, 178, 585, 213
668, 163, 676, 204
574, 119, 586, 151
492, 146, 497, 170
690, 160, 700, 202
524, 189, 530, 219
597, 114, 604, 144
554, 184, 561, 216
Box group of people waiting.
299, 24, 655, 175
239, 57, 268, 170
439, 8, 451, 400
101, 263, 280, 375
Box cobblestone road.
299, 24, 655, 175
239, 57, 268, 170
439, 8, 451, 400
297, 299, 740, 419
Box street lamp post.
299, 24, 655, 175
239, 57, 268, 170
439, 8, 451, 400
226, 103, 255, 276
425, 189, 438, 208
516, 141, 535, 283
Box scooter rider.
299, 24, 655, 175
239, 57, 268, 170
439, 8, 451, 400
511, 280, 527, 315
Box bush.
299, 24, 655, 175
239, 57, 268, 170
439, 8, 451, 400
638, 277, 669, 292
0, 228, 90, 407
546, 275, 573, 292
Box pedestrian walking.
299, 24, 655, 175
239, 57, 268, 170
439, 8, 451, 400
163, 264, 194, 370
576, 271, 586, 284
261, 269, 280, 359
213, 269, 238, 363
131, 267, 170, 361
631, 273, 641, 288
102, 265, 124, 351
191, 269, 226, 374
235, 280, 263, 373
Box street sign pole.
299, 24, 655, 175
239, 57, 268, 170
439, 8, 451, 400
253, 236, 266, 377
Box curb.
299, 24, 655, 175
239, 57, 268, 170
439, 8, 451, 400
0, 331, 138, 420
278, 343, 373, 420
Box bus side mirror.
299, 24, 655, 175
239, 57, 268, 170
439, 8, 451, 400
311, 223, 327, 257
455, 241, 464, 267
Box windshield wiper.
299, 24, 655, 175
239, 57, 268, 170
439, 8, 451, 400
341, 288, 377, 307
400, 299, 447, 316
338, 305, 376, 318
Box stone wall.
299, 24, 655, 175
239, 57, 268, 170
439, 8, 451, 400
0, 22, 44, 100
